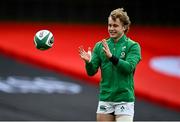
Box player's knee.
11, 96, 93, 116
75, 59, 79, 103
116, 115, 133, 122
97, 113, 115, 121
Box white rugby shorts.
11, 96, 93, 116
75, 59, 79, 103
96, 101, 134, 116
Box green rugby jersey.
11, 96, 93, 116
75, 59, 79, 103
85, 35, 141, 102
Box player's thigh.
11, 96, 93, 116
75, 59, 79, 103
97, 113, 115, 121
116, 115, 133, 122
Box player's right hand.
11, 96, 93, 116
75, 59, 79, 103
78, 46, 91, 63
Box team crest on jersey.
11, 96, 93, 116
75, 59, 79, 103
120, 52, 126, 58
122, 46, 126, 51
120, 46, 126, 58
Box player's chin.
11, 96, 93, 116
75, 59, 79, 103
110, 34, 117, 38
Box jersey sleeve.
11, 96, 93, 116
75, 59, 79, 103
117, 42, 141, 74
85, 42, 101, 76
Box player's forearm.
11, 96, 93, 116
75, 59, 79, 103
85, 62, 98, 76
109, 56, 132, 73
109, 55, 141, 74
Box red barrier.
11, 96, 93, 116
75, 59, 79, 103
0, 22, 180, 110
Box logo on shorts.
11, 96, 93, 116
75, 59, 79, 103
120, 105, 125, 112
100, 105, 107, 111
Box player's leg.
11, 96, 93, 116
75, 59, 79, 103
115, 115, 133, 122
96, 101, 115, 121
114, 102, 134, 122
97, 113, 115, 121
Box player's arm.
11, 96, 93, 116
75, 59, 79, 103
79, 44, 101, 76
85, 43, 101, 76
102, 40, 141, 74
111, 43, 141, 74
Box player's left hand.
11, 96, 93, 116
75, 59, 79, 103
102, 39, 112, 59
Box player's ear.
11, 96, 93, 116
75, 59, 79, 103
123, 26, 126, 31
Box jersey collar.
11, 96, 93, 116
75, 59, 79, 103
110, 34, 126, 45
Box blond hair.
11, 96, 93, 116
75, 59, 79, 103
109, 8, 131, 34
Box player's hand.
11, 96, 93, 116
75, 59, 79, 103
102, 39, 112, 58
78, 46, 91, 63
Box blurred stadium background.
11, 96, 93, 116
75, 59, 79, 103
0, 0, 180, 121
